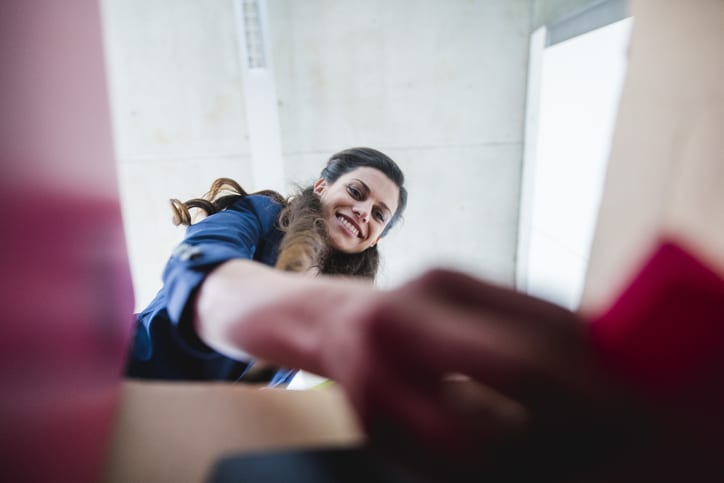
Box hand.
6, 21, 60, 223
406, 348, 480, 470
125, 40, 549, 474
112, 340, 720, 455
198, 262, 643, 480
319, 269, 638, 480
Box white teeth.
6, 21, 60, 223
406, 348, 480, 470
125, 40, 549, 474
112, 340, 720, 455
337, 215, 359, 237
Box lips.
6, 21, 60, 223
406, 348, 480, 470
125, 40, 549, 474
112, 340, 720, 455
336, 214, 362, 238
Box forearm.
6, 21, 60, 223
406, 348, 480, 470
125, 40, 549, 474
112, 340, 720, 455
192, 259, 368, 376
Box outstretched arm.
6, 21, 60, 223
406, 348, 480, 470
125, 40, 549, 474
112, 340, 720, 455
193, 242, 724, 482
192, 258, 369, 375
192, 261, 601, 462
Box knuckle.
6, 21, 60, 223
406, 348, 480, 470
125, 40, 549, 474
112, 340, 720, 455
352, 295, 399, 341
409, 268, 455, 291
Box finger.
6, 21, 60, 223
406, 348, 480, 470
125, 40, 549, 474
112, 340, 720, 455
350, 367, 463, 453
440, 377, 531, 449
369, 297, 583, 405
351, 364, 530, 473
402, 269, 581, 331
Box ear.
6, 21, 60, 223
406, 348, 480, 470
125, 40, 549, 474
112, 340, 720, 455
370, 236, 382, 248
313, 178, 327, 195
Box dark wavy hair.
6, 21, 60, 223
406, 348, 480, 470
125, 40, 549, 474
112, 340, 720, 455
170, 147, 407, 279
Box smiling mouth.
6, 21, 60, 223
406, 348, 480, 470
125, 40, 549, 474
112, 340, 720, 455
336, 214, 362, 238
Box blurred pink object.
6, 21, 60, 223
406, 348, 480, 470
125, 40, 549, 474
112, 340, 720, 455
592, 240, 724, 428
591, 240, 724, 480
0, 0, 134, 481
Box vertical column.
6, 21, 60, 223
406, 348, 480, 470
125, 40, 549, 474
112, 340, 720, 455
516, 26, 547, 293
234, 0, 285, 193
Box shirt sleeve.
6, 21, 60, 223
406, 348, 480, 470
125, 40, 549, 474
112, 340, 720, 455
163, 196, 281, 325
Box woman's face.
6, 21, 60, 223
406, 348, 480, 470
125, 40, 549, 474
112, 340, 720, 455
314, 166, 400, 254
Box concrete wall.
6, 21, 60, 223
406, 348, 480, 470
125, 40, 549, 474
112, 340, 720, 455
102, 0, 254, 308
269, 0, 531, 287
102, 0, 532, 307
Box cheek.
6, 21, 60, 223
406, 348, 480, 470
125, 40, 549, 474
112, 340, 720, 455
318, 197, 334, 217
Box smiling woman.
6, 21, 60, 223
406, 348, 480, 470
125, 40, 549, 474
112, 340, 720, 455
314, 167, 400, 254
126, 147, 408, 384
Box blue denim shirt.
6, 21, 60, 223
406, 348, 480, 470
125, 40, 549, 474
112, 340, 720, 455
126, 195, 296, 386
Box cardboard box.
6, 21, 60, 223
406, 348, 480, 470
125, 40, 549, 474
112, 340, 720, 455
104, 381, 362, 482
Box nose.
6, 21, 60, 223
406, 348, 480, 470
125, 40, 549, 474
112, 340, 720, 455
353, 202, 370, 223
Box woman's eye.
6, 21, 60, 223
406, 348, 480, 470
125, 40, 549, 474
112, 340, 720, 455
347, 186, 362, 199
374, 211, 386, 223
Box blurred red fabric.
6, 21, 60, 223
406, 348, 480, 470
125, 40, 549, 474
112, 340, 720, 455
0, 1, 134, 481
592, 240, 724, 432
591, 239, 724, 480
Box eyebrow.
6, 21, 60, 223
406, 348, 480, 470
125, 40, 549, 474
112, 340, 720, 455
354, 179, 393, 215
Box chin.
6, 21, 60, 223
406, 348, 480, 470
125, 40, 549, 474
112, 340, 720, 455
330, 237, 364, 254
332, 242, 358, 254
328, 236, 349, 253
